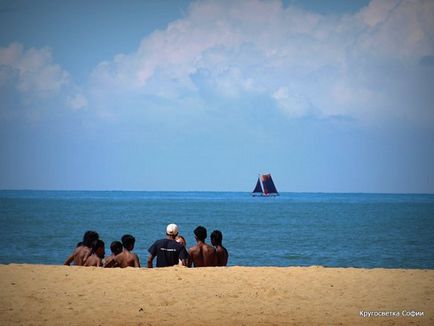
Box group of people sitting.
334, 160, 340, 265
64, 224, 228, 268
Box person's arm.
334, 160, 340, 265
187, 248, 193, 267
147, 241, 158, 268
82, 250, 91, 264
203, 247, 217, 267
104, 256, 114, 268
147, 255, 154, 268
64, 253, 74, 266
64, 247, 79, 265
180, 248, 188, 267
134, 254, 141, 268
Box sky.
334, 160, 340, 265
0, 0, 433, 193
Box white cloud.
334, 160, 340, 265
0, 43, 69, 95
272, 86, 313, 118
66, 93, 88, 110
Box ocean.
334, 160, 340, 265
0, 191, 433, 268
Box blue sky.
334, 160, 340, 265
1, 0, 433, 193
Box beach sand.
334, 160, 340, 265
0, 264, 433, 325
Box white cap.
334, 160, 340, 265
166, 224, 179, 236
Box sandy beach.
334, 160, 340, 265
0, 264, 432, 325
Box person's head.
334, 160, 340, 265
176, 235, 186, 247
166, 224, 179, 239
83, 231, 99, 248
210, 230, 223, 246
194, 226, 207, 242
121, 234, 135, 251
92, 239, 105, 258
110, 241, 123, 256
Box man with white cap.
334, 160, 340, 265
147, 224, 190, 268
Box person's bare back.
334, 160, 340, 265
215, 245, 228, 266
188, 226, 217, 267
64, 231, 99, 266
189, 242, 217, 267
103, 241, 123, 268
114, 250, 140, 268
113, 234, 140, 268
211, 230, 229, 266
83, 240, 105, 267
64, 245, 91, 266
83, 253, 102, 267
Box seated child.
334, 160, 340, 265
113, 234, 140, 268
84, 239, 105, 267
211, 230, 229, 266
104, 241, 123, 268
64, 231, 99, 266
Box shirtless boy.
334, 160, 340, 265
64, 231, 99, 266
188, 226, 217, 267
113, 234, 140, 268
84, 239, 105, 267
104, 241, 123, 268
210, 230, 229, 266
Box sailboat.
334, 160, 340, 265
252, 174, 279, 196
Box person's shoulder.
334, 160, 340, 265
78, 246, 91, 254
74, 245, 85, 253
126, 250, 136, 259
171, 239, 183, 247
149, 238, 163, 249
205, 243, 215, 251
154, 238, 167, 245
114, 252, 124, 262
188, 244, 198, 252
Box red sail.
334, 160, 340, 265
260, 174, 278, 195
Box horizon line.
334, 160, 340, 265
1, 189, 433, 196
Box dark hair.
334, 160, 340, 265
210, 230, 223, 245
110, 241, 123, 255
121, 234, 136, 250
176, 235, 186, 246
76, 241, 83, 248
83, 231, 99, 248
194, 226, 207, 241
92, 239, 105, 252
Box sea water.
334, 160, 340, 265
0, 191, 433, 268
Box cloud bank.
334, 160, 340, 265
87, 0, 434, 124
1, 0, 433, 125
